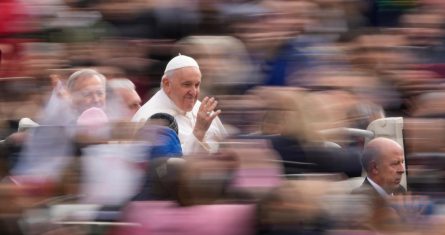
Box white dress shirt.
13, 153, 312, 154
132, 89, 227, 154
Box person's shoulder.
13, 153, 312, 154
132, 90, 169, 122
350, 180, 373, 195
144, 90, 165, 106
351, 185, 370, 195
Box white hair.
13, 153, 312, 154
66, 69, 106, 92
108, 78, 136, 91
161, 69, 176, 88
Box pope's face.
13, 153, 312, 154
163, 67, 201, 112
70, 76, 106, 114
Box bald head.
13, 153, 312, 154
362, 137, 405, 191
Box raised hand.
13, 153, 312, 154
193, 97, 221, 141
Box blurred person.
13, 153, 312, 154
313, 0, 360, 37
136, 113, 182, 161
361, 0, 415, 28
66, 68, 107, 116
132, 150, 238, 205
399, 8, 445, 80
346, 101, 385, 148
176, 35, 261, 96
257, 180, 331, 235
229, 0, 323, 87
0, 0, 36, 77
382, 69, 442, 105
409, 91, 445, 118
245, 87, 362, 177
131, 157, 185, 202
71, 107, 168, 207
94, 39, 153, 100
94, 0, 199, 39
0, 70, 111, 235
211, 94, 265, 135
107, 78, 142, 119
0, 118, 39, 174
132, 54, 227, 154
345, 34, 406, 114
0, 0, 33, 36
79, 141, 148, 206
302, 90, 362, 146
147, 113, 179, 135
298, 69, 394, 109
352, 32, 412, 73
400, 8, 445, 65
19, 42, 69, 79
175, 151, 239, 206
25, 68, 108, 126
9, 69, 108, 181
129, 112, 183, 202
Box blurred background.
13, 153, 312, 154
1, 0, 445, 234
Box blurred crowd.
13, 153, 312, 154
1, 0, 445, 234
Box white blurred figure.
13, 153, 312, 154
79, 143, 147, 206
11, 69, 107, 183
107, 78, 141, 120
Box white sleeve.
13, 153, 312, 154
181, 117, 227, 155
181, 133, 211, 155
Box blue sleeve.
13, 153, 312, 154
149, 127, 183, 160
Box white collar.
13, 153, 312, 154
367, 177, 390, 198
159, 89, 187, 116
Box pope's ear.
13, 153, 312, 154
162, 77, 170, 90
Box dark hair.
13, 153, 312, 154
149, 113, 179, 135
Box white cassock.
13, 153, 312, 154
132, 89, 227, 154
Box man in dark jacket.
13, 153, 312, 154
352, 137, 406, 197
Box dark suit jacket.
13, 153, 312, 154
351, 178, 406, 222
351, 178, 406, 198
351, 178, 436, 221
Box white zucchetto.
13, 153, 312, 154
164, 54, 199, 73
